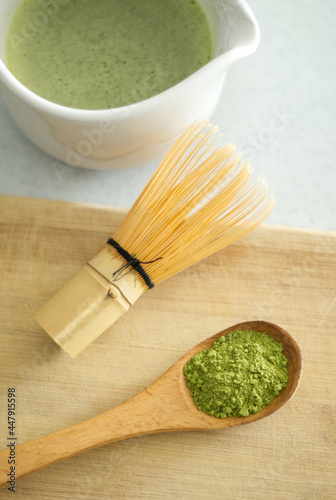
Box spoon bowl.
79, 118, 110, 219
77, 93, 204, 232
0, 321, 302, 487
176, 320, 302, 430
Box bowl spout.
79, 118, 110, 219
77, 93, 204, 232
204, 0, 260, 66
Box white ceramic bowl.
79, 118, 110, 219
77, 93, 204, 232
0, 0, 259, 170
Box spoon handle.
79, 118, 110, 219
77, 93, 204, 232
0, 388, 172, 488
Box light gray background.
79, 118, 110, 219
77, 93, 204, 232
0, 0, 335, 231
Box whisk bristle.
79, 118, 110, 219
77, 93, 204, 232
111, 122, 275, 286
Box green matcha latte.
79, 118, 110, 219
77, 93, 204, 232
6, 0, 213, 110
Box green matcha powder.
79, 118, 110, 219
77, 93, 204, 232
184, 330, 288, 418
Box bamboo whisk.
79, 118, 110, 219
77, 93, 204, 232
34, 122, 275, 357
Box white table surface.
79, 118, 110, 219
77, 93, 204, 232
0, 0, 335, 231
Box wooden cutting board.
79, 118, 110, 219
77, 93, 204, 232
0, 194, 335, 500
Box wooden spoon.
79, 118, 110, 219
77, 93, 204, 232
0, 320, 302, 488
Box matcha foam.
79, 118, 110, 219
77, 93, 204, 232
7, 0, 213, 109
184, 330, 288, 418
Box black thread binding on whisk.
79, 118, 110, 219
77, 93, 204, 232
107, 238, 162, 289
